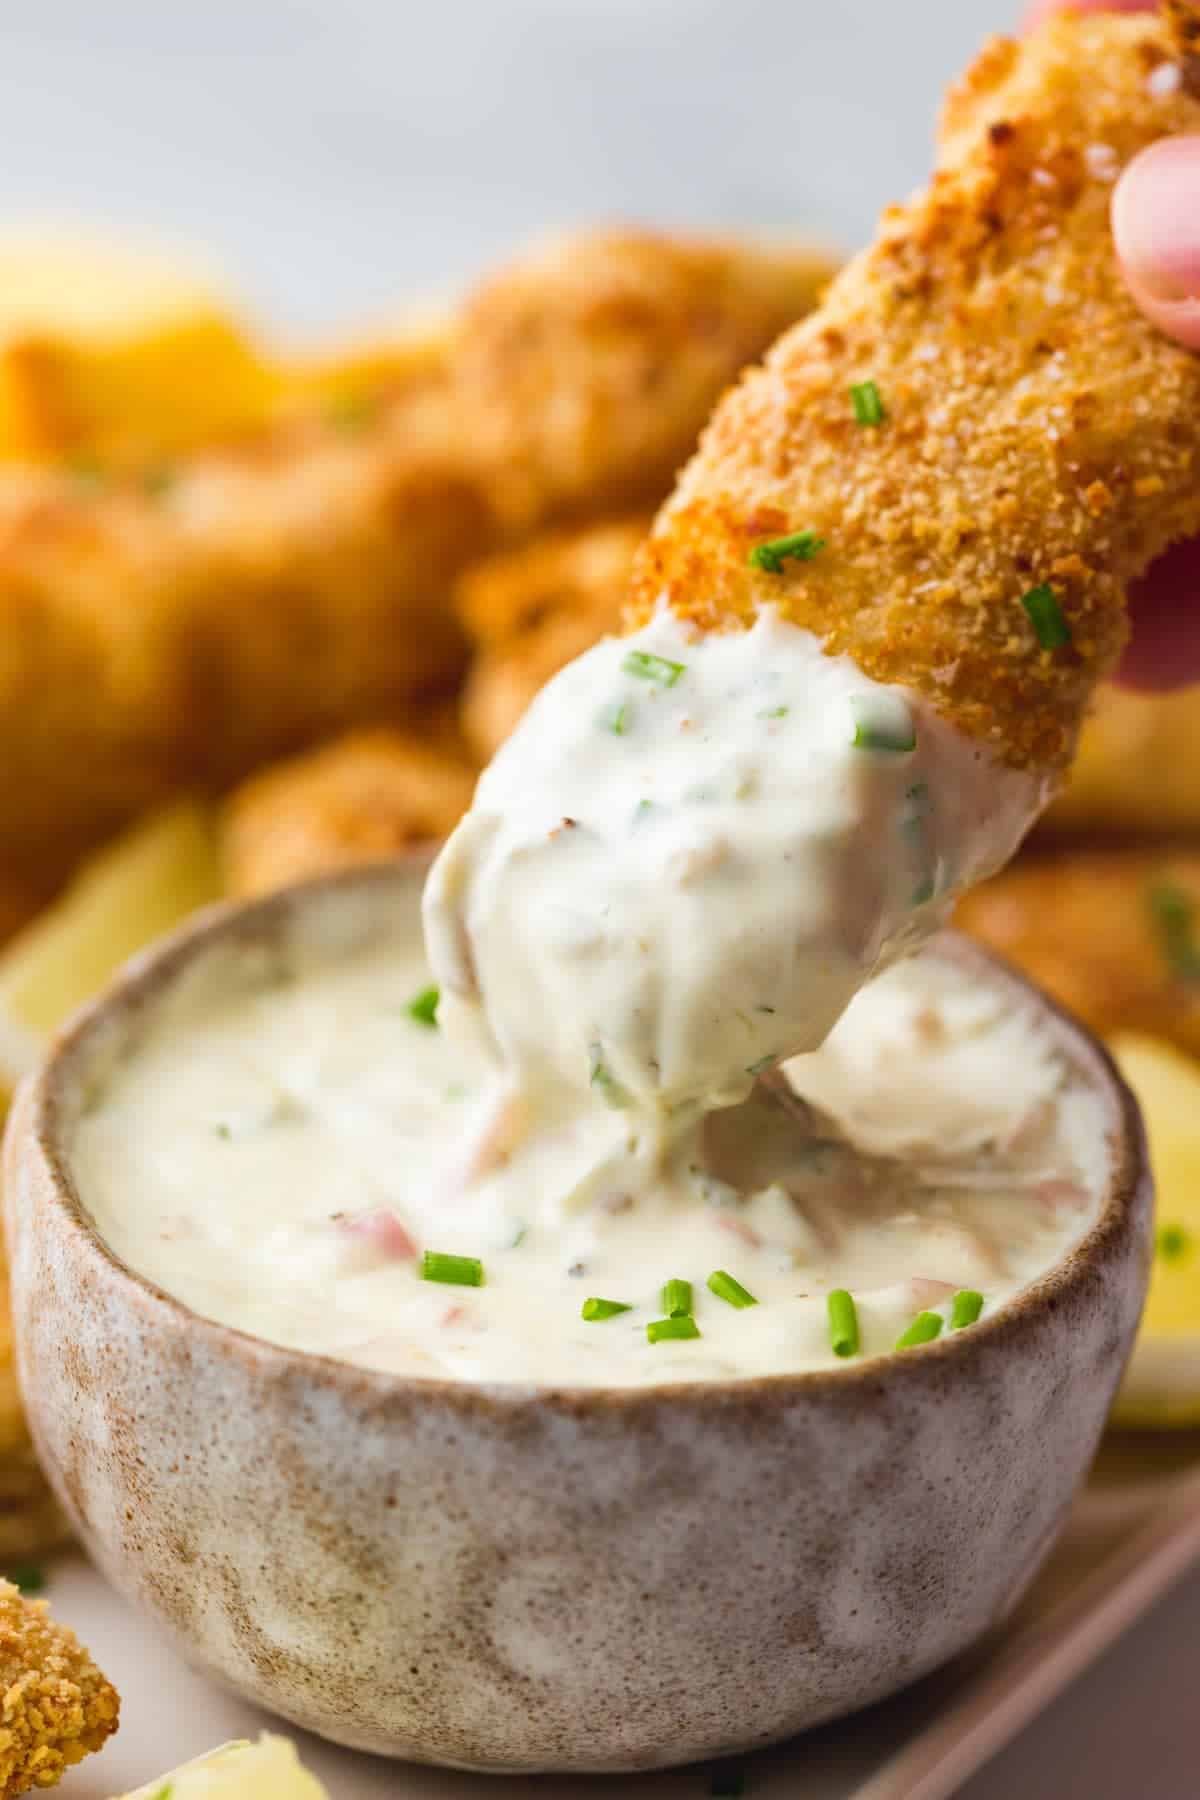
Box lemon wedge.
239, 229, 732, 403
119, 1734, 328, 1799
0, 802, 221, 1094
1110, 1032, 1200, 1428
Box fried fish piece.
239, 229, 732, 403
224, 725, 478, 897
0, 1578, 118, 1796
458, 516, 646, 758
0, 393, 487, 886
957, 848, 1200, 1057
628, 5, 1200, 778
1040, 681, 1200, 838
452, 228, 837, 533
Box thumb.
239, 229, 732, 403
1112, 136, 1200, 350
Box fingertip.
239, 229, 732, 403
1113, 138, 1200, 349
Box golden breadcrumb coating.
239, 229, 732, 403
452, 228, 837, 533
0, 1581, 118, 1795
1040, 682, 1200, 837
457, 516, 646, 757
0, 395, 486, 886
223, 726, 478, 897
958, 848, 1200, 1056
629, 7, 1200, 772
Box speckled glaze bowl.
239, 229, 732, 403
4, 862, 1152, 1773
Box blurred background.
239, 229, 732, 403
1, 0, 1009, 330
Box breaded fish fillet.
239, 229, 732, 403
224, 725, 477, 898
958, 848, 1200, 1057
458, 516, 646, 758
1041, 681, 1200, 837
0, 398, 486, 884
629, 6, 1200, 774
452, 228, 837, 533
0, 1579, 118, 1795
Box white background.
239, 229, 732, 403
2, 1, 1197, 1793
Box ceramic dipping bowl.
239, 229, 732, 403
3, 861, 1152, 1772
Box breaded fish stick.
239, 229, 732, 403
629, 4, 1200, 776
0, 1579, 118, 1795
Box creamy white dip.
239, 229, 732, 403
73, 891, 1106, 1387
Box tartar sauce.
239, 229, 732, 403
73, 887, 1105, 1386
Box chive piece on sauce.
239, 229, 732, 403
749, 530, 825, 574
849, 692, 916, 754
827, 1288, 860, 1358
6, 1565, 45, 1595
850, 379, 886, 426
622, 649, 686, 687
407, 984, 440, 1028
1158, 1222, 1193, 1264
582, 1297, 633, 1321
647, 1315, 701, 1344
1020, 583, 1072, 650
950, 1289, 985, 1330
745, 1052, 776, 1077
588, 1043, 631, 1109
896, 1310, 943, 1350
708, 1269, 758, 1310
1147, 882, 1200, 984
599, 700, 632, 736
421, 1250, 484, 1287
661, 1278, 693, 1318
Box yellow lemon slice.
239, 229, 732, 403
1110, 1032, 1200, 1428
120, 1734, 328, 1799
0, 802, 221, 1096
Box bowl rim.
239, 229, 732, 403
12, 855, 1151, 1417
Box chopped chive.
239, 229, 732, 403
213, 1121, 232, 1141
582, 1297, 633, 1321
1158, 1222, 1192, 1264
599, 700, 632, 735
588, 1043, 631, 1109
1147, 883, 1200, 984
950, 1289, 984, 1330
149, 1787, 174, 1800
710, 1765, 747, 1798
633, 798, 656, 823
647, 1315, 701, 1344
749, 529, 825, 574
849, 692, 916, 753
421, 1250, 484, 1287
661, 1278, 693, 1318
850, 379, 886, 426
6, 1565, 44, 1595
758, 704, 789, 719
708, 1269, 758, 1309
406, 984, 440, 1027
622, 649, 686, 687
827, 1289, 860, 1358
745, 1052, 776, 1076
506, 1221, 528, 1249
1020, 583, 1071, 650
895, 1310, 943, 1350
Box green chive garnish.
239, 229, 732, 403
622, 650, 686, 687
600, 701, 632, 735
758, 704, 789, 719
149, 1786, 174, 1800
661, 1278, 693, 1318
827, 1289, 859, 1358
710, 1765, 746, 1798
708, 1269, 758, 1309
421, 1251, 484, 1287
745, 1052, 776, 1076
950, 1289, 984, 1330
1158, 1223, 1192, 1264
850, 380, 886, 426
1020, 583, 1071, 650
647, 1315, 701, 1344
896, 1310, 943, 1350
7, 1565, 44, 1595
407, 985, 440, 1028
588, 1044, 631, 1109
849, 693, 916, 753
582, 1297, 632, 1321
749, 530, 825, 574
1148, 883, 1200, 984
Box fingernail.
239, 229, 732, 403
1112, 136, 1200, 304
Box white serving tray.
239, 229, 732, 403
55, 1431, 1200, 1800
